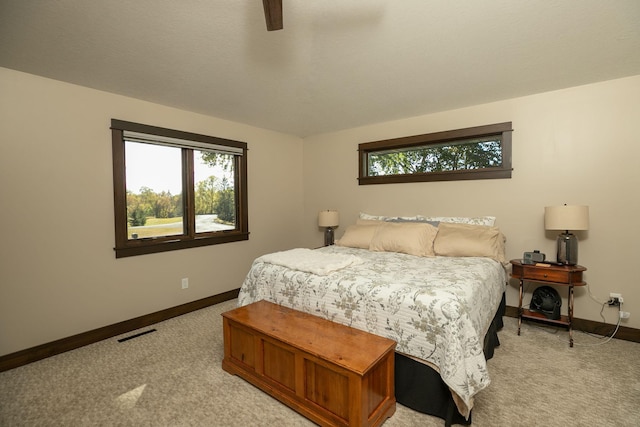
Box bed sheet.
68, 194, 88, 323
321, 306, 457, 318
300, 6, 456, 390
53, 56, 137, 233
237, 246, 506, 417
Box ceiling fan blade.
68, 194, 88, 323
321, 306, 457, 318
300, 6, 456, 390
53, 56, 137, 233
262, 0, 283, 31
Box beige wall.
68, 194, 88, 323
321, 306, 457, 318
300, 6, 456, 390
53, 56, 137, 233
302, 75, 640, 330
0, 68, 304, 356
1, 68, 638, 357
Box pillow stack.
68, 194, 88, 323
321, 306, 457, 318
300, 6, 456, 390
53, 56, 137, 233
336, 213, 505, 262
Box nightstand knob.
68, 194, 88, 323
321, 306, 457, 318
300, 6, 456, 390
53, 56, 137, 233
544, 274, 548, 278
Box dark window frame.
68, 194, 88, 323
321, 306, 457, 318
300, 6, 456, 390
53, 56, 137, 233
358, 122, 513, 185
111, 119, 249, 258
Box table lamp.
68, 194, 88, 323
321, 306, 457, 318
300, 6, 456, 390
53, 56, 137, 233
318, 210, 339, 246
544, 205, 589, 265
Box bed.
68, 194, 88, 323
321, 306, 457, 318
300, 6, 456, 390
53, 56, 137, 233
237, 215, 507, 426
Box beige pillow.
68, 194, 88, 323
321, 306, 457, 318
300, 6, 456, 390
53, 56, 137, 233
336, 224, 380, 249
369, 222, 438, 257
433, 222, 506, 263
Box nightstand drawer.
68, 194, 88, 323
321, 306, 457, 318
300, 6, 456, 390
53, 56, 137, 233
524, 268, 571, 283
511, 261, 585, 285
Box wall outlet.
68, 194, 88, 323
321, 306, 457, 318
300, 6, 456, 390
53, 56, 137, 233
181, 278, 189, 289
609, 293, 623, 305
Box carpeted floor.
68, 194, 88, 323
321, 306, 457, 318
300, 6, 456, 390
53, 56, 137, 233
1, 299, 639, 426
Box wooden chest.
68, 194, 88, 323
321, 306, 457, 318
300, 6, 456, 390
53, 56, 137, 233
222, 300, 396, 427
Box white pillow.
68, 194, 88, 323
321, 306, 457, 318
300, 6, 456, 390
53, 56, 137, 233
419, 216, 496, 226
359, 212, 419, 222
359, 212, 496, 226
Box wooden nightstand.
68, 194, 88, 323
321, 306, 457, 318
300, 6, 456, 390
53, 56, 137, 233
510, 259, 587, 347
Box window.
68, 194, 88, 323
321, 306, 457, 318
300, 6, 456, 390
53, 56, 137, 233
358, 122, 512, 185
111, 119, 248, 258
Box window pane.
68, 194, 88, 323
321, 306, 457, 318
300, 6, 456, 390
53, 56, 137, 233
194, 150, 236, 233
358, 122, 512, 185
368, 136, 503, 176
125, 141, 183, 239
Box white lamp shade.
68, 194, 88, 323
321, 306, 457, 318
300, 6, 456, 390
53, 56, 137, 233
318, 210, 339, 227
544, 205, 589, 231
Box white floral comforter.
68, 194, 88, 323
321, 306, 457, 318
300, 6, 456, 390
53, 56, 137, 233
237, 246, 506, 418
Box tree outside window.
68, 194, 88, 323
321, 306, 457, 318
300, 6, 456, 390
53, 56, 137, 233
359, 122, 512, 185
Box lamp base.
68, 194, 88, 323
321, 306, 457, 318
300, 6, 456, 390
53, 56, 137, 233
324, 227, 335, 246
557, 232, 578, 265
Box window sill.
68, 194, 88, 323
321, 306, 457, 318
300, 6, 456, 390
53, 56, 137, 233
358, 168, 513, 185
115, 232, 249, 258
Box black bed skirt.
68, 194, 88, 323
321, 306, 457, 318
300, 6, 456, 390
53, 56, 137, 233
394, 292, 506, 426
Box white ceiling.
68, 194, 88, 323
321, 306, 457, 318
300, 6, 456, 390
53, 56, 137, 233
1, 1, 639, 137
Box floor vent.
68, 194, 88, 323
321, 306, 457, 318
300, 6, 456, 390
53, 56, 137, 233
117, 329, 157, 343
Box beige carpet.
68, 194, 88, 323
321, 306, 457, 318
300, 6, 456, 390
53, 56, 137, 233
1, 299, 639, 426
